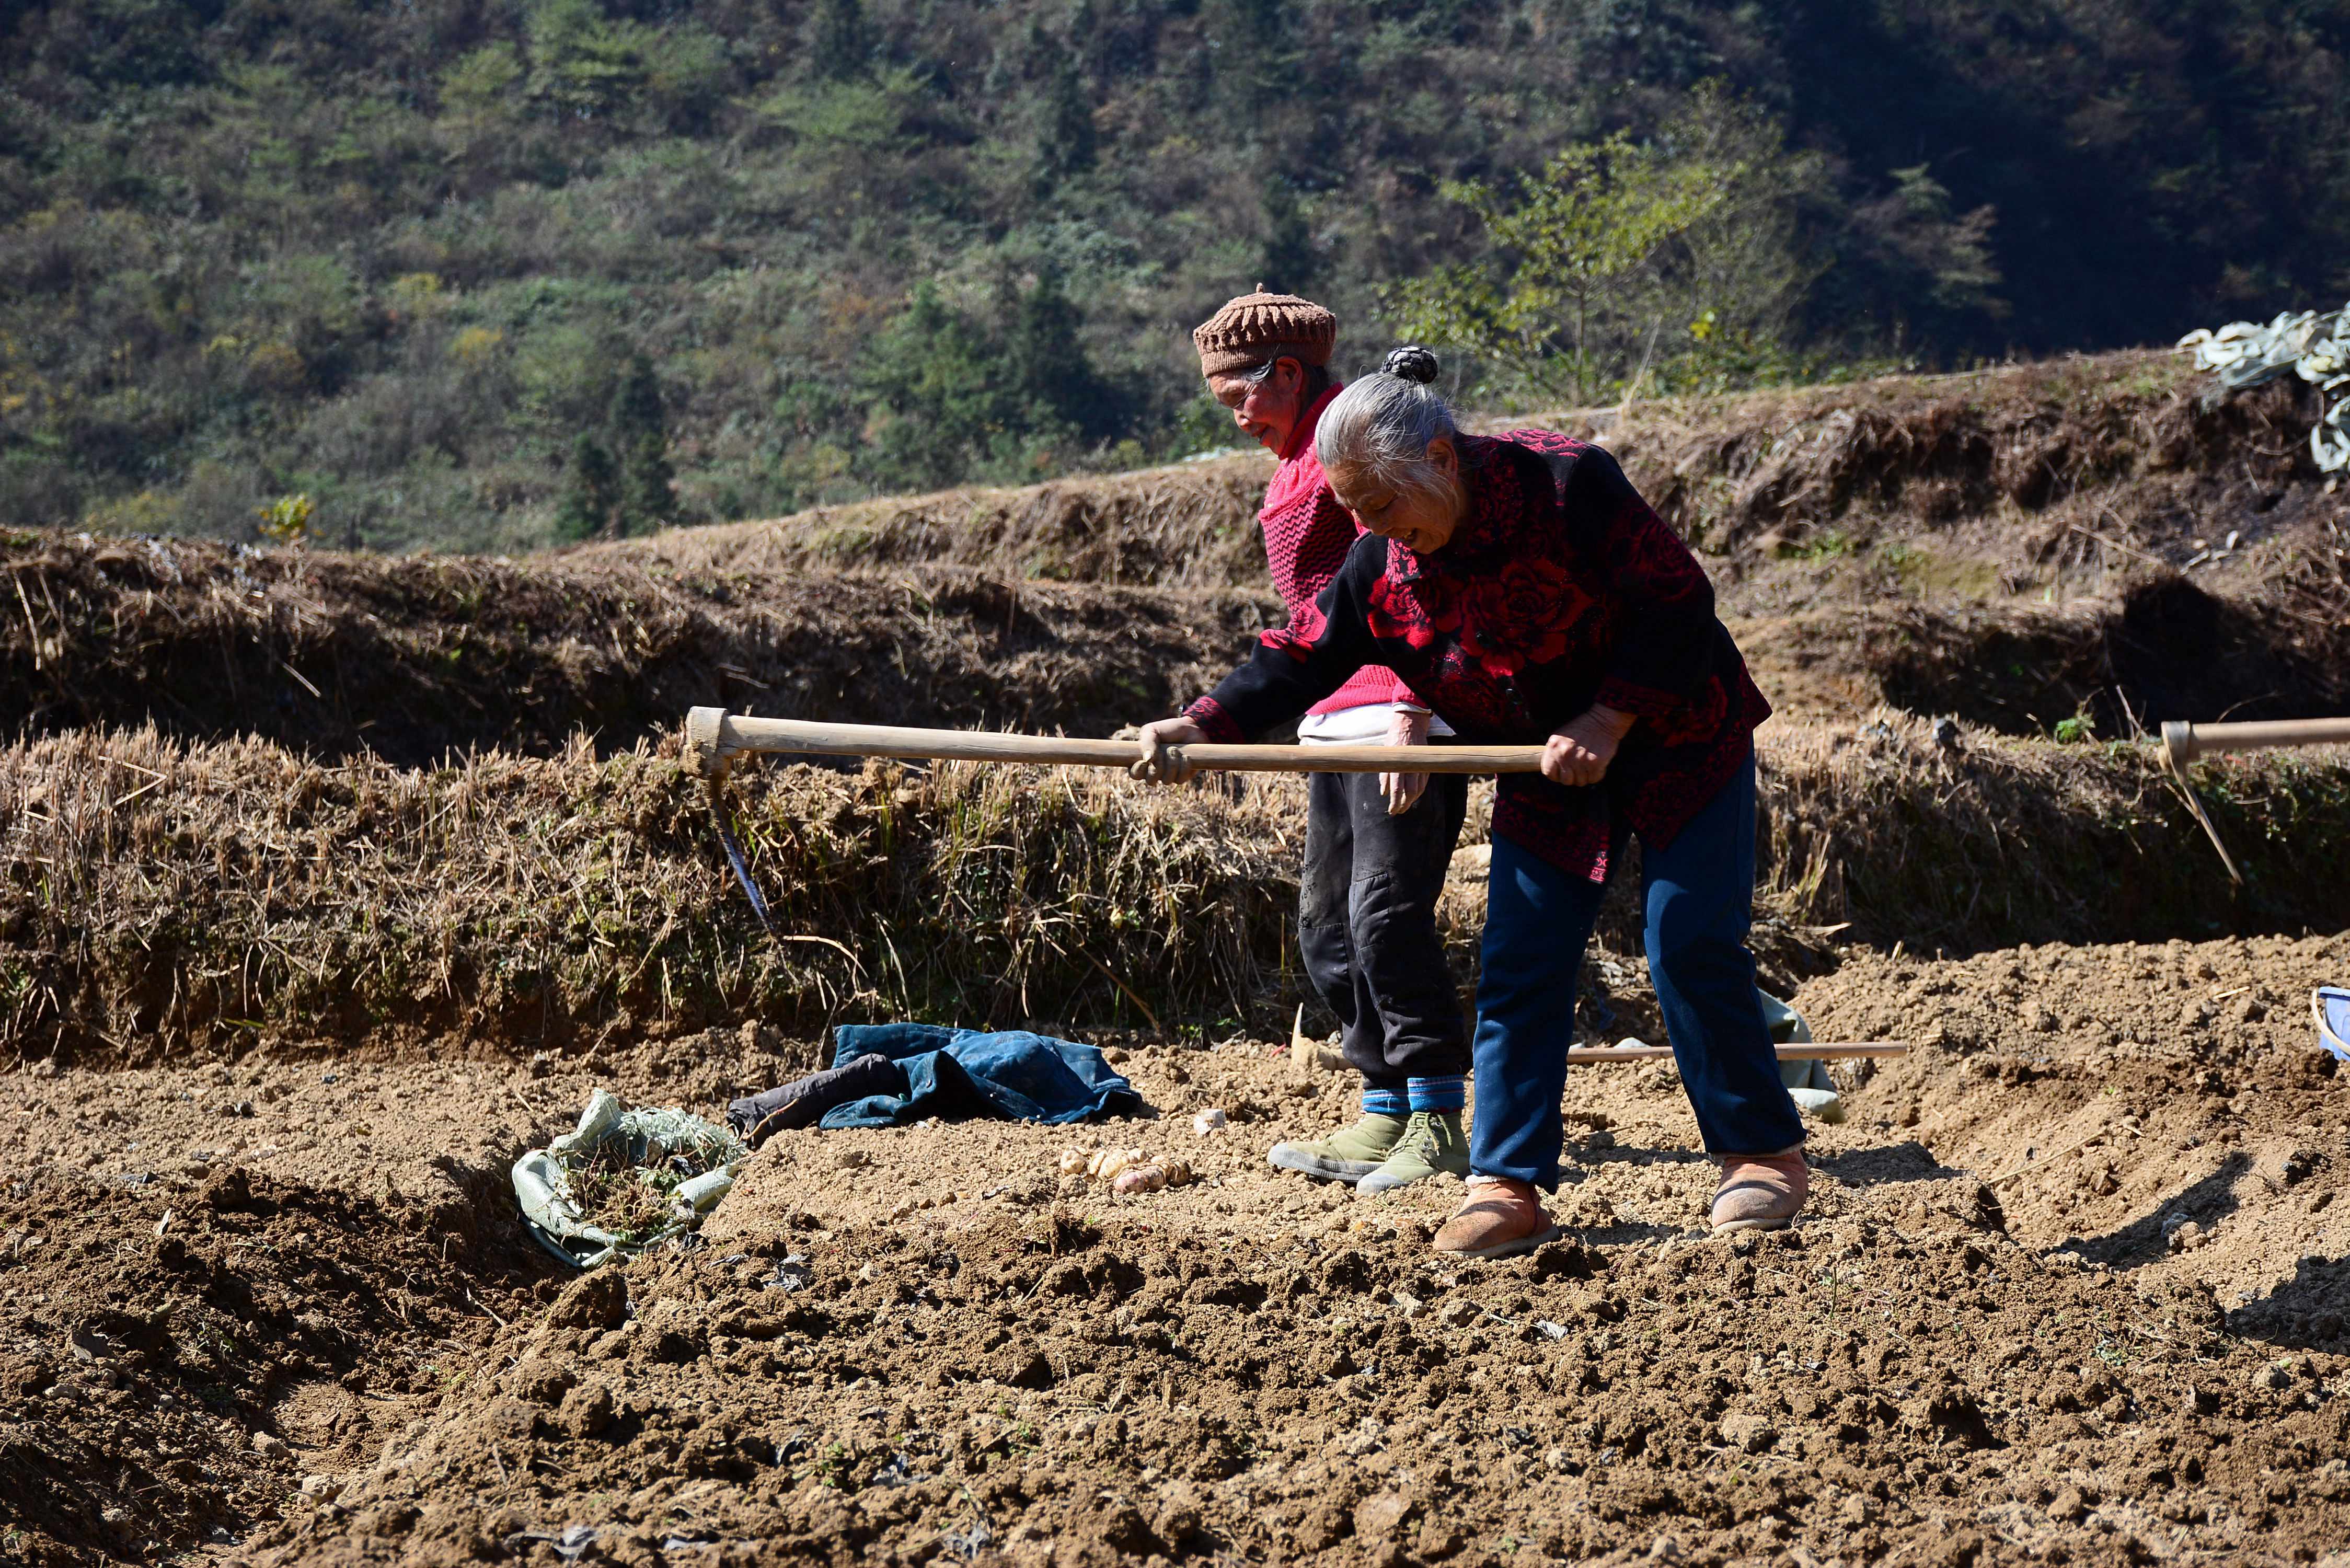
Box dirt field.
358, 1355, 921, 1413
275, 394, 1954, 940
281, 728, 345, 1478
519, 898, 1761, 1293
4, 930, 2346, 1567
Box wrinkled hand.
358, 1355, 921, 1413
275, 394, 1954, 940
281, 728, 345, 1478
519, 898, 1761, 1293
1381, 707, 1433, 815
1541, 705, 1633, 787
1131, 716, 1211, 785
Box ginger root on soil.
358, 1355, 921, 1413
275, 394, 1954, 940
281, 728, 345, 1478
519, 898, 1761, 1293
1112, 1159, 1192, 1195
1086, 1146, 1146, 1181
1064, 1145, 1192, 1193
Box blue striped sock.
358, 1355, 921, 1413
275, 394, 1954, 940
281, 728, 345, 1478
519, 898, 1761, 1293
1408, 1075, 1466, 1113
1362, 1086, 1408, 1117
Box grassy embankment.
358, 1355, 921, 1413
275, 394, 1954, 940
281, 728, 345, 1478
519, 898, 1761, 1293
5, 717, 2344, 1067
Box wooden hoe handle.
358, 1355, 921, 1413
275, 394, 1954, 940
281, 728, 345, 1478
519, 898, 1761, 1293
2162, 716, 2350, 769
687, 708, 1548, 779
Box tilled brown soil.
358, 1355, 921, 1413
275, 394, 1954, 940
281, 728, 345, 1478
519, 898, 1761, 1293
4, 935, 2346, 1567
0, 1056, 567, 1563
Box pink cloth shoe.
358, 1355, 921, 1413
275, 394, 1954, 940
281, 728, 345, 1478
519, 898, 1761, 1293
1709, 1149, 1809, 1232
1433, 1176, 1563, 1260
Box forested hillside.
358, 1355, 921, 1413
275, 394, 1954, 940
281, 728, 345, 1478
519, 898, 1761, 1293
2, 0, 2345, 552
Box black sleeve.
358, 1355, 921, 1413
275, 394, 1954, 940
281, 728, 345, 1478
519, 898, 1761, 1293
1183, 537, 1385, 741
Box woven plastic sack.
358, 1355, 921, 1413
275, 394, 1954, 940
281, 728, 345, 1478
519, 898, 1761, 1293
512, 1090, 748, 1269
1760, 991, 1847, 1124
2317, 987, 2350, 1064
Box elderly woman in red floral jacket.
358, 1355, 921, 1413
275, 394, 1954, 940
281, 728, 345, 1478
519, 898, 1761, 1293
1135, 353, 1806, 1258
1185, 292, 1472, 1196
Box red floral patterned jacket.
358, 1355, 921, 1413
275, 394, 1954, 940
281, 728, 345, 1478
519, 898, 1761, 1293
1185, 431, 1770, 882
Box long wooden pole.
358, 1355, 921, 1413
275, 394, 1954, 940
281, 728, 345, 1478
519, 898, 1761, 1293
2162, 716, 2350, 769
688, 708, 1547, 778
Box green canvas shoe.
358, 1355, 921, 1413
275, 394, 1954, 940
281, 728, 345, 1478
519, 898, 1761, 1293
1356, 1111, 1470, 1196
1268, 1112, 1407, 1184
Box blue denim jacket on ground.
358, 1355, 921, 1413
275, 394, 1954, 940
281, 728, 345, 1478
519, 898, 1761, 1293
815, 1023, 1140, 1129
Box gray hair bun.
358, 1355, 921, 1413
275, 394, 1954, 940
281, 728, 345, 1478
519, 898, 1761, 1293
1382, 345, 1440, 384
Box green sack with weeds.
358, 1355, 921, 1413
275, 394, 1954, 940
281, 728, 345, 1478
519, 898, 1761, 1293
512, 1090, 748, 1268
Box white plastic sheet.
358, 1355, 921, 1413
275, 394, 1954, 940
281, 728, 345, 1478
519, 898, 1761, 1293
2178, 302, 2350, 471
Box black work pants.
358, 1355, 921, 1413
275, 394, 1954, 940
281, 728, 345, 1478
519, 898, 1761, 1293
1297, 769, 1472, 1090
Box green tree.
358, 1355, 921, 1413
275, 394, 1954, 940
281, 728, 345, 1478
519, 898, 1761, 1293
36, 0, 211, 89
1033, 43, 1097, 186
858, 275, 1131, 489
860, 283, 1018, 491
1005, 269, 1123, 444
641, 26, 733, 134
1664, 87, 1825, 321
619, 434, 675, 533
1852, 165, 2006, 321
609, 352, 665, 449
609, 353, 675, 533
439, 43, 525, 124
1646, 83, 1834, 394
555, 432, 619, 541
1259, 180, 1320, 295
526, 0, 643, 121
811, 0, 871, 82
1209, 0, 1292, 111
1386, 129, 1727, 404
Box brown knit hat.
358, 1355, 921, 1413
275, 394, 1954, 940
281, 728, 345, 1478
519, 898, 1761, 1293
1192, 289, 1337, 377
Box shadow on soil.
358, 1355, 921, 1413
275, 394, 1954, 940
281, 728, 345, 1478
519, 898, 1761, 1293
1813, 1139, 1964, 1187
2069, 1153, 2251, 1271
0, 1157, 556, 1566
2231, 1251, 2350, 1352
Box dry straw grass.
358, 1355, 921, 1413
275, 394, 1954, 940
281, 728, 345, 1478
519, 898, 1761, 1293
594, 454, 1277, 587
0, 724, 1306, 1064
0, 529, 1280, 765
1754, 710, 2350, 949
600, 350, 2326, 583
5, 716, 2344, 1066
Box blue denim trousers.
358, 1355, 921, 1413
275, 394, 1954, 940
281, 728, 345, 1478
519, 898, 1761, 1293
1469, 754, 1803, 1187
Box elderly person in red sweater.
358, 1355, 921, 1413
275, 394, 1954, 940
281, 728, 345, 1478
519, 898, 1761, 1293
1136, 353, 1807, 1256
1186, 291, 1471, 1195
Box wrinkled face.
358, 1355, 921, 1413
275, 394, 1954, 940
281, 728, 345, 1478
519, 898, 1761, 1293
1328, 438, 1465, 555
1206, 358, 1306, 454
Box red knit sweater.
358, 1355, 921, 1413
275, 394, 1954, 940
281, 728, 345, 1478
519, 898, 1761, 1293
1259, 385, 1418, 716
